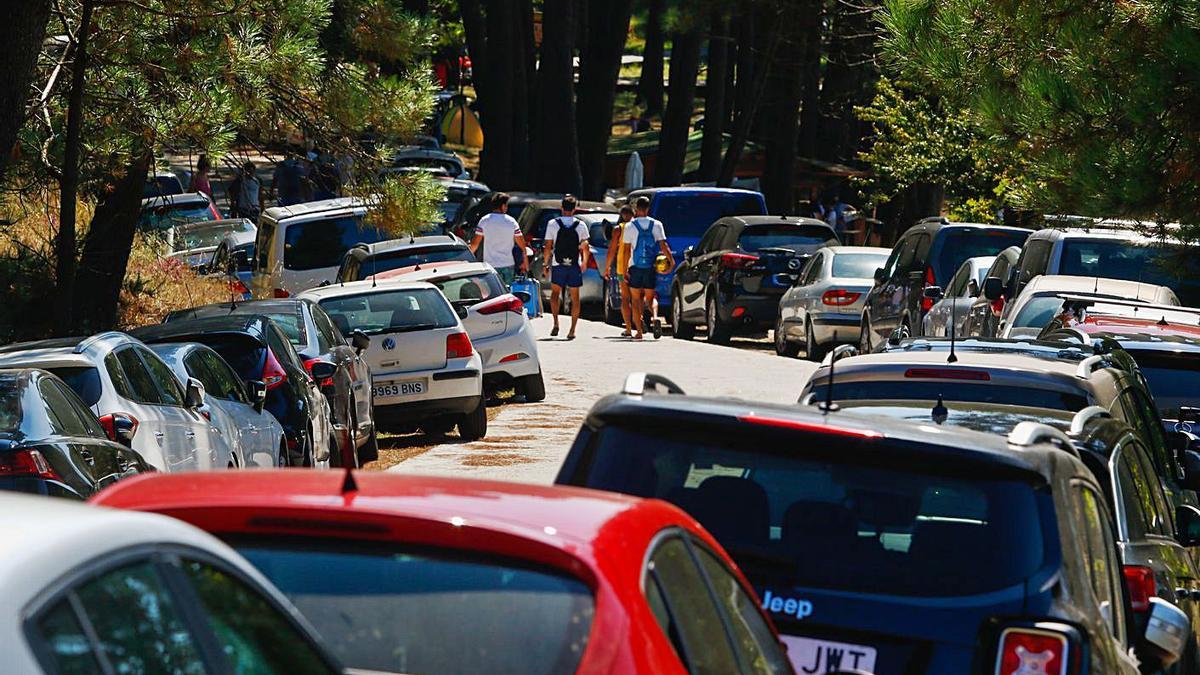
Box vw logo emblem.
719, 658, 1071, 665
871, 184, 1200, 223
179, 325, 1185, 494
787, 258, 802, 271
382, 338, 396, 351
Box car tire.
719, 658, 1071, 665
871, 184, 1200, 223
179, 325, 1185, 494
458, 397, 488, 440
774, 317, 800, 358
359, 429, 379, 464
520, 370, 546, 403
859, 315, 873, 353
420, 417, 456, 436
706, 295, 731, 345
299, 426, 315, 467
672, 290, 695, 340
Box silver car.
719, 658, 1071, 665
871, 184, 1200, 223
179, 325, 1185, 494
998, 275, 1179, 339
921, 255, 994, 338
775, 246, 889, 359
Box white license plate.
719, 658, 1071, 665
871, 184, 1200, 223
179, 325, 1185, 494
781, 635, 877, 674
372, 379, 426, 398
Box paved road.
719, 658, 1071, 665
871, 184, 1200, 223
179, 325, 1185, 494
388, 316, 818, 483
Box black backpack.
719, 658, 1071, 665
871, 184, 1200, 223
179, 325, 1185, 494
552, 217, 581, 266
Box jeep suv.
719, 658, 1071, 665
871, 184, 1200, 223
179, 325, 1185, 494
556, 374, 1185, 674
859, 218, 1029, 349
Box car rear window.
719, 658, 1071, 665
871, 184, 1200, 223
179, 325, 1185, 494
173, 221, 253, 252
572, 426, 1047, 597
807, 381, 1089, 411
1059, 241, 1200, 304
0, 378, 20, 434
831, 252, 889, 279
1013, 296, 1069, 331
1126, 351, 1200, 420
358, 246, 476, 280
319, 288, 457, 335
48, 367, 103, 408
738, 224, 833, 252
651, 194, 767, 240
140, 203, 215, 232
234, 539, 593, 675
192, 335, 266, 381
255, 309, 307, 346
143, 176, 182, 198
283, 216, 389, 271
430, 273, 505, 305
933, 229, 1029, 285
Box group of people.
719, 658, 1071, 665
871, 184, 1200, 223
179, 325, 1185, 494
185, 149, 347, 223
469, 193, 672, 341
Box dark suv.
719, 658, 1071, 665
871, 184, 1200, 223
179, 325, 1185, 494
557, 375, 1186, 674
860, 218, 1030, 349
671, 216, 838, 343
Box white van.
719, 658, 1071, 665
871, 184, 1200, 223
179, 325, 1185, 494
251, 198, 392, 298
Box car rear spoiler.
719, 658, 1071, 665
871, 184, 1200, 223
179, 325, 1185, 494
621, 372, 685, 396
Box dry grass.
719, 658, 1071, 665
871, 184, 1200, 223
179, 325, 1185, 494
118, 234, 232, 328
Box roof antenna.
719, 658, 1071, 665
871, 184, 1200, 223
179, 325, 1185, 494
1158, 314, 1169, 326
1093, 276, 1100, 295
931, 395, 948, 424
371, 252, 378, 288
340, 468, 358, 495
819, 330, 841, 415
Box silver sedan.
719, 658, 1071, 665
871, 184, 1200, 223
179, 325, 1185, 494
921, 255, 994, 338
775, 246, 890, 360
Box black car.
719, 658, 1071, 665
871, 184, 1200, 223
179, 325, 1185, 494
165, 299, 376, 467
132, 315, 334, 468
964, 245, 1022, 337
0, 369, 149, 499
555, 374, 1187, 674
671, 216, 839, 343
860, 218, 1030, 348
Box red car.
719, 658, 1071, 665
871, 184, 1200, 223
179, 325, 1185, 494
93, 471, 794, 675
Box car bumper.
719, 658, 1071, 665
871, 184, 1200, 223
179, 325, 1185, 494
811, 314, 861, 345
374, 394, 482, 426
476, 321, 541, 381
718, 294, 784, 330
0, 477, 84, 500
371, 355, 482, 408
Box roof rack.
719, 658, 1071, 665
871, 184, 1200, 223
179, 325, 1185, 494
917, 216, 950, 225
622, 372, 686, 396
1075, 355, 1109, 379
1007, 422, 1079, 456
1070, 406, 1112, 435
73, 331, 127, 354
821, 344, 858, 368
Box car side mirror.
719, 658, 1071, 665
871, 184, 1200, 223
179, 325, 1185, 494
922, 286, 944, 301
351, 329, 370, 353
184, 377, 206, 409
967, 279, 980, 297
1179, 448, 1200, 491
455, 305, 469, 319
684, 246, 696, 260
309, 360, 337, 383
873, 267, 886, 283
983, 276, 1004, 301
1177, 505, 1200, 546
247, 379, 267, 412
101, 412, 138, 447
1137, 597, 1191, 672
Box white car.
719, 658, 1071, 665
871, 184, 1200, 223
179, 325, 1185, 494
0, 332, 232, 472
167, 217, 255, 270
0, 493, 340, 674
997, 275, 1180, 339
150, 342, 288, 468
378, 261, 544, 401
298, 280, 487, 439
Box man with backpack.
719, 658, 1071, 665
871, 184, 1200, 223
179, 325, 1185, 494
542, 195, 591, 339
622, 195, 674, 340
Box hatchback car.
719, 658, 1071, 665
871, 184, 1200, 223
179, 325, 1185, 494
963, 245, 1022, 338
859, 218, 1030, 348
138, 192, 220, 232
994, 275, 1178, 339
671, 216, 839, 343
335, 234, 474, 283
555, 374, 1185, 674
775, 245, 889, 359
209, 227, 257, 298
93, 471, 794, 675
921, 254, 995, 338
0, 332, 225, 473
166, 217, 255, 271
142, 169, 185, 198
299, 280, 487, 439
1, 492, 340, 674
0, 368, 149, 499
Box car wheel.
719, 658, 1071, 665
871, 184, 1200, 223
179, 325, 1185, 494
420, 417, 456, 436
705, 295, 731, 345
672, 290, 696, 340
359, 429, 379, 464
774, 316, 800, 358
298, 426, 315, 467
520, 369, 546, 403
458, 397, 488, 440
805, 319, 827, 362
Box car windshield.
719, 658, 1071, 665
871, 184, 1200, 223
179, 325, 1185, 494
143, 176, 182, 198
255, 310, 307, 345
739, 224, 833, 252
1014, 295, 1071, 330
283, 216, 389, 271
832, 252, 889, 278
173, 221, 253, 252
430, 273, 505, 305
140, 203, 215, 231
807, 381, 1089, 411
318, 288, 457, 335
1126, 351, 1200, 420
359, 246, 476, 280
575, 426, 1047, 597
1059, 241, 1200, 304
47, 367, 103, 408
836, 401, 1074, 435
934, 229, 1029, 284
193, 335, 266, 381
653, 193, 766, 239
234, 539, 594, 675
437, 200, 463, 224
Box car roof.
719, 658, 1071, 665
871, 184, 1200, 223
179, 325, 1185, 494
823, 245, 891, 255
140, 192, 211, 209
0, 332, 136, 362
628, 187, 762, 197
370, 260, 475, 281
721, 215, 832, 228
297, 279, 439, 301
358, 235, 465, 255
168, 300, 309, 321
825, 344, 1091, 375
910, 220, 1030, 235
131, 315, 270, 343
380, 261, 494, 283
261, 197, 364, 223
1079, 324, 1200, 351
1022, 275, 1174, 301
438, 177, 489, 192
175, 218, 252, 232
525, 199, 614, 211
393, 148, 461, 161
1030, 225, 1186, 244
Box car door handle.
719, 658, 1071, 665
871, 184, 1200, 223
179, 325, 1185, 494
186, 431, 196, 438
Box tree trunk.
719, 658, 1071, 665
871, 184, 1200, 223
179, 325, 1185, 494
510, 0, 535, 187
719, 2, 777, 186
576, 0, 634, 199
637, 0, 665, 118
531, 0, 582, 193
698, 9, 731, 182
0, 0, 51, 184
818, 0, 880, 163
797, 1, 825, 160
73, 150, 152, 332
55, 0, 94, 334
762, 0, 818, 213
654, 24, 703, 186
475, 0, 516, 188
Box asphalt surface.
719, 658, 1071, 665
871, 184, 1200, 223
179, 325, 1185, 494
387, 316, 818, 483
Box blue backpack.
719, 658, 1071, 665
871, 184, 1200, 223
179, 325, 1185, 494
631, 218, 659, 268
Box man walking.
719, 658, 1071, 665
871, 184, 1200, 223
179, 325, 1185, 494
543, 195, 591, 339
228, 161, 262, 222
622, 196, 673, 340
603, 205, 635, 336
470, 192, 528, 287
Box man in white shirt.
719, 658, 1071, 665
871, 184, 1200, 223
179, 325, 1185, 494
470, 193, 528, 287
542, 195, 591, 339
622, 195, 673, 340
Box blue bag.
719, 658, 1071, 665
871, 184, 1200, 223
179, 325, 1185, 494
510, 276, 542, 318
631, 218, 659, 268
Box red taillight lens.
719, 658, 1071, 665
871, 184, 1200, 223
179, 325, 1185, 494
920, 266, 937, 312
0, 449, 58, 480
995, 628, 1068, 675
232, 279, 249, 295
736, 414, 883, 439
904, 367, 991, 381
475, 294, 524, 315
720, 252, 759, 270
446, 331, 474, 359
262, 349, 288, 390
1123, 565, 1156, 612
499, 352, 529, 363
921, 295, 935, 312
821, 289, 863, 306
991, 297, 1005, 318
302, 358, 334, 387
273, 288, 290, 298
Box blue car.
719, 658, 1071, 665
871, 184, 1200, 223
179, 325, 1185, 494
623, 187, 766, 319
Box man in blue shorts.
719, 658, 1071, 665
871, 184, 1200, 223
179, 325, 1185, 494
622, 195, 674, 340
542, 195, 591, 339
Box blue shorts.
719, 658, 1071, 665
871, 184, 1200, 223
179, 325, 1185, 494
627, 266, 657, 290
551, 264, 583, 288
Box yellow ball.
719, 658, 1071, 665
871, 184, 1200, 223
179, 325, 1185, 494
655, 255, 671, 274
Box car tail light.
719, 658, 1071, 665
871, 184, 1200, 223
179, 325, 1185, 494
736, 413, 883, 439
920, 266, 937, 313
1123, 565, 1156, 613
499, 352, 529, 363
446, 331, 474, 359
995, 627, 1069, 675
476, 294, 524, 315
273, 288, 290, 298
904, 367, 991, 381
822, 289, 862, 306
731, 306, 746, 318
720, 253, 759, 270
209, 204, 221, 220
991, 297, 1006, 318
0, 449, 58, 480
98, 412, 139, 444
262, 349, 288, 390
231, 279, 250, 296
303, 358, 334, 387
